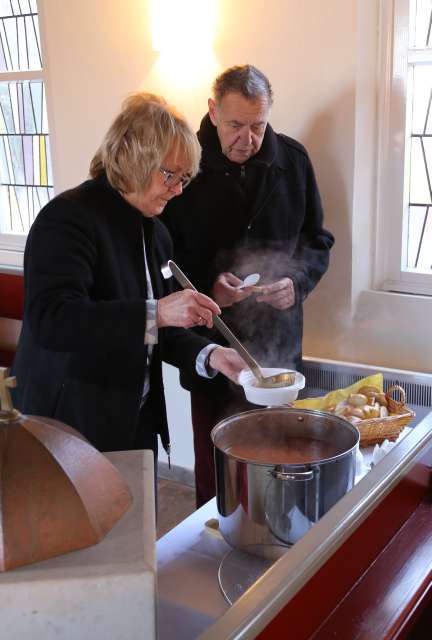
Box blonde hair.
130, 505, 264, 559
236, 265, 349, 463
89, 92, 201, 193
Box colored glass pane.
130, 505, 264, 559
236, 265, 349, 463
0, 184, 53, 234
411, 0, 432, 48
0, 80, 53, 234
407, 205, 432, 269
0, 0, 42, 71
405, 5, 432, 272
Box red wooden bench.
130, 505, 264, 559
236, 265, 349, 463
0, 272, 24, 367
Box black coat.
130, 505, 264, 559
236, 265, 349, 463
161, 115, 334, 391
12, 174, 210, 452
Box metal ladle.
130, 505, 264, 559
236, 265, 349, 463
161, 260, 296, 389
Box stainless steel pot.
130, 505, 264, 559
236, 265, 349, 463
211, 407, 359, 550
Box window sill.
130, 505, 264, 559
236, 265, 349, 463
0, 264, 24, 275
359, 287, 432, 306
381, 280, 432, 297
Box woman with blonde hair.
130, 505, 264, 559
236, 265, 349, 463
12, 92, 245, 460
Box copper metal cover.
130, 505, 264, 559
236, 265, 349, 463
0, 368, 133, 571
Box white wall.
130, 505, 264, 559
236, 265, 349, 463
38, 0, 432, 470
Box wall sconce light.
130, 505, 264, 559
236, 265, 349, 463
150, 0, 218, 87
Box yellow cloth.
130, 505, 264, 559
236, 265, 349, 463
293, 373, 384, 410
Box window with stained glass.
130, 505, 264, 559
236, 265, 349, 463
0, 0, 53, 241
406, 0, 432, 273
377, 0, 432, 295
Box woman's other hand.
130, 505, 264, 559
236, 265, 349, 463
157, 290, 221, 329
211, 272, 255, 308
208, 347, 247, 384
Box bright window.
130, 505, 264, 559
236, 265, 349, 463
377, 0, 432, 295
0, 0, 53, 268
406, 0, 432, 274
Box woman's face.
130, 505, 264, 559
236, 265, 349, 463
123, 146, 190, 217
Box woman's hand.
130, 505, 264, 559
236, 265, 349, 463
208, 347, 247, 384
211, 272, 255, 308
157, 290, 221, 329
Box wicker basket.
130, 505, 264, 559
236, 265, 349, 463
357, 384, 415, 447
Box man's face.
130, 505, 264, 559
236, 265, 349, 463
208, 92, 270, 164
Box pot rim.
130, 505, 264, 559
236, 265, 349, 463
211, 407, 360, 467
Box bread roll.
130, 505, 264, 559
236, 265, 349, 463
346, 406, 365, 419
348, 393, 368, 407
357, 385, 380, 396
375, 393, 388, 407
363, 404, 380, 419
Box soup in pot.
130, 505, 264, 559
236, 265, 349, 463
226, 437, 344, 464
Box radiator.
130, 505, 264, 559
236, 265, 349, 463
302, 356, 432, 422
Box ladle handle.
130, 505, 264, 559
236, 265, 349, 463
167, 261, 264, 382
212, 319, 264, 382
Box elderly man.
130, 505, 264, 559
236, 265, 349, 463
161, 65, 334, 507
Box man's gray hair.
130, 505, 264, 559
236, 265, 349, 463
212, 65, 273, 106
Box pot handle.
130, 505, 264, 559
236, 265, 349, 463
270, 469, 314, 482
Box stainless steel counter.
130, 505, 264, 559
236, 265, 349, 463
157, 500, 229, 639
157, 358, 432, 640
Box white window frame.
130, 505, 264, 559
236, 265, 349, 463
0, 1, 53, 271
375, 0, 432, 296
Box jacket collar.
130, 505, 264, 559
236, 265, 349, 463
94, 171, 155, 230
197, 113, 287, 171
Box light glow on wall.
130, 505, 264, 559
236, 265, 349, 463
150, 0, 219, 89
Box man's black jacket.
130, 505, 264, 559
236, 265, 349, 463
161, 114, 334, 390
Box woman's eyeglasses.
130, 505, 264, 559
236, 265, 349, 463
159, 167, 192, 189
